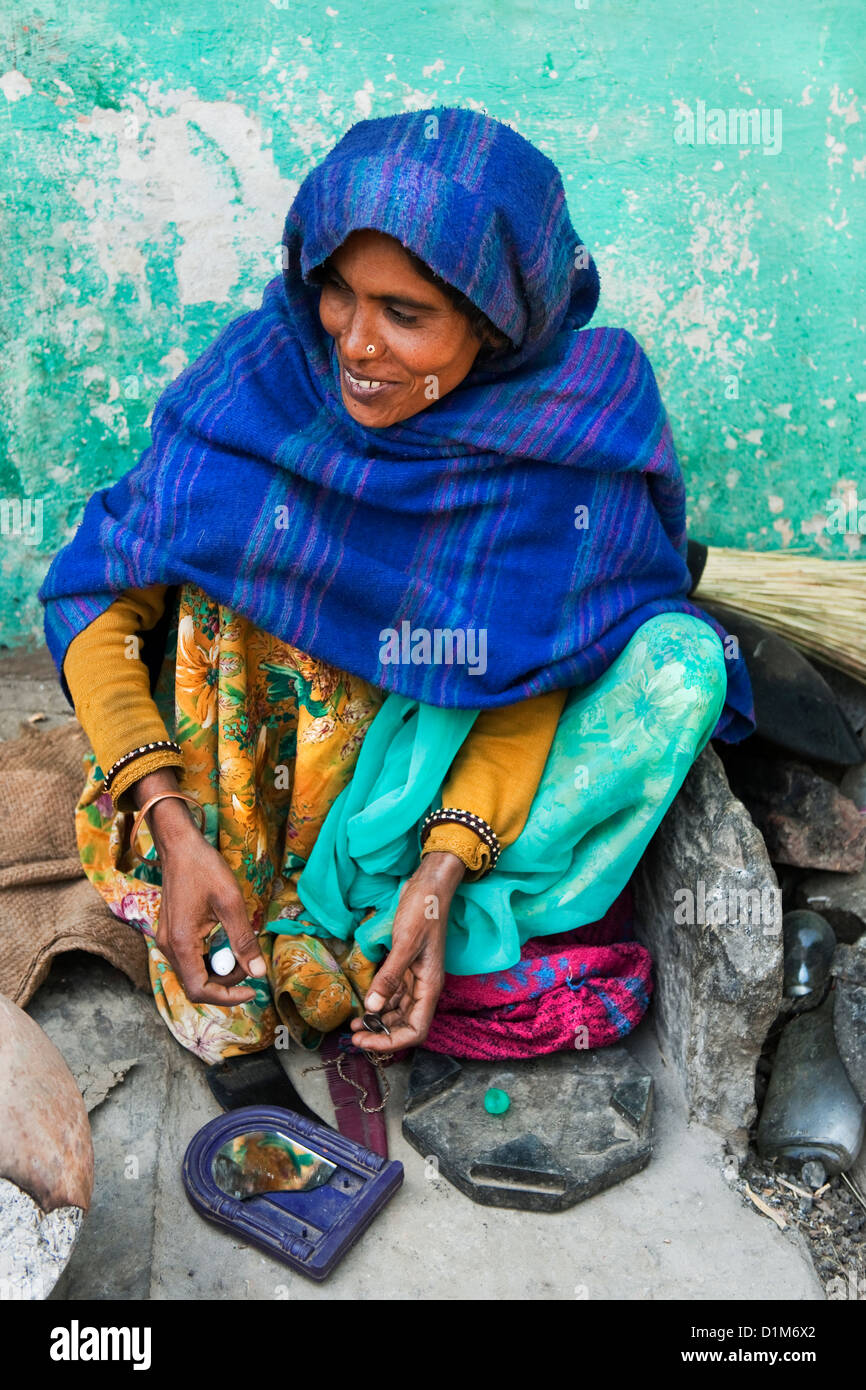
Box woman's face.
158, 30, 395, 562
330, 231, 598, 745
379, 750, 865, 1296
317, 229, 484, 428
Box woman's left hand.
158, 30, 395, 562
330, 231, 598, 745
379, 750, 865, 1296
349, 850, 465, 1053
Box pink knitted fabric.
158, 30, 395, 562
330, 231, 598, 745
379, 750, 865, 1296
425, 885, 652, 1059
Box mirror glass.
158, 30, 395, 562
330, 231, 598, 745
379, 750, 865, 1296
212, 1130, 337, 1199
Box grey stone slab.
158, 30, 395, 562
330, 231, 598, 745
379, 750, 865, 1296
612, 1074, 652, 1129
632, 744, 783, 1150
402, 1046, 653, 1212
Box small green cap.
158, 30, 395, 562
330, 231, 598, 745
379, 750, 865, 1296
484, 1087, 511, 1115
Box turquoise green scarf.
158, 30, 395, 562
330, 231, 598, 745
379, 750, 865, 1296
268, 613, 727, 976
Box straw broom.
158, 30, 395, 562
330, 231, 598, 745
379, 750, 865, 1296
689, 545, 866, 684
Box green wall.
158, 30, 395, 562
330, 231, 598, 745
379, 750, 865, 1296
1, 0, 863, 647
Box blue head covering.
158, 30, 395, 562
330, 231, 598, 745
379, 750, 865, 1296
284, 105, 599, 375
39, 107, 754, 741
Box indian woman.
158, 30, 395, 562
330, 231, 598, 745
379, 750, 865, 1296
38, 107, 754, 1069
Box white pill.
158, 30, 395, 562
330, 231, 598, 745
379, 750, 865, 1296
210, 945, 236, 977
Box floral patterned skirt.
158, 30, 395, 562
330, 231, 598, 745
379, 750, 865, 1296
75, 581, 385, 1062
74, 584, 727, 1066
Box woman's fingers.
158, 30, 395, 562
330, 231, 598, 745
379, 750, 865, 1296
364, 937, 418, 1012
154, 837, 266, 1005
399, 969, 441, 1046
353, 976, 438, 1052
349, 1001, 405, 1036
351, 1016, 421, 1053
169, 927, 257, 1006
365, 882, 431, 1010
389, 984, 408, 1011
216, 893, 268, 980
351, 1028, 398, 1052
355, 859, 452, 1044
350, 979, 413, 1047
349, 970, 409, 1030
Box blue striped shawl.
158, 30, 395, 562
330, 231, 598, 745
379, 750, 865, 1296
39, 107, 754, 741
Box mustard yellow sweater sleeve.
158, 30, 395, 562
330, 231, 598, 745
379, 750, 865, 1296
62, 584, 184, 812
422, 688, 567, 879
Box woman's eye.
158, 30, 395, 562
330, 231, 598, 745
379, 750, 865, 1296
387, 306, 418, 325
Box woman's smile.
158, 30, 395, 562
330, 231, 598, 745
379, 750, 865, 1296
340, 361, 403, 404
318, 228, 485, 428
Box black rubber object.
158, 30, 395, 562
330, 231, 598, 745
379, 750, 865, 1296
700, 599, 865, 765
206, 1047, 327, 1127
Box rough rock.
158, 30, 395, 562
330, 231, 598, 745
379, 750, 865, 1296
632, 744, 782, 1150
796, 866, 866, 944
832, 937, 866, 1105
841, 764, 866, 811
0, 996, 93, 1213
29, 956, 180, 1301
723, 752, 866, 872
72, 1059, 138, 1113
0, 1177, 83, 1300
801, 1160, 828, 1190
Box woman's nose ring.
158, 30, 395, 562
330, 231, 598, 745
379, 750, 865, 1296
366, 344, 375, 354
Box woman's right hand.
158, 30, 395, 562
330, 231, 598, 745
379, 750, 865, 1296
132, 769, 268, 1005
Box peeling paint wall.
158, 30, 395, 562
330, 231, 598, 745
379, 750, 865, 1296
1, 0, 863, 646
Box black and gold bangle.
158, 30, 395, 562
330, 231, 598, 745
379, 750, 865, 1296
419, 807, 502, 878
102, 739, 183, 795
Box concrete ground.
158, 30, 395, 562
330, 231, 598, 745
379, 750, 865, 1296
4, 646, 824, 1300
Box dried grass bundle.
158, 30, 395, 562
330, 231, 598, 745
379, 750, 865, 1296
692, 546, 866, 683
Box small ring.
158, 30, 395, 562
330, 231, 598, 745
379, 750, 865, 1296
366, 344, 375, 354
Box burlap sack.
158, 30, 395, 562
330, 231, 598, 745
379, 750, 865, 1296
0, 720, 148, 1005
